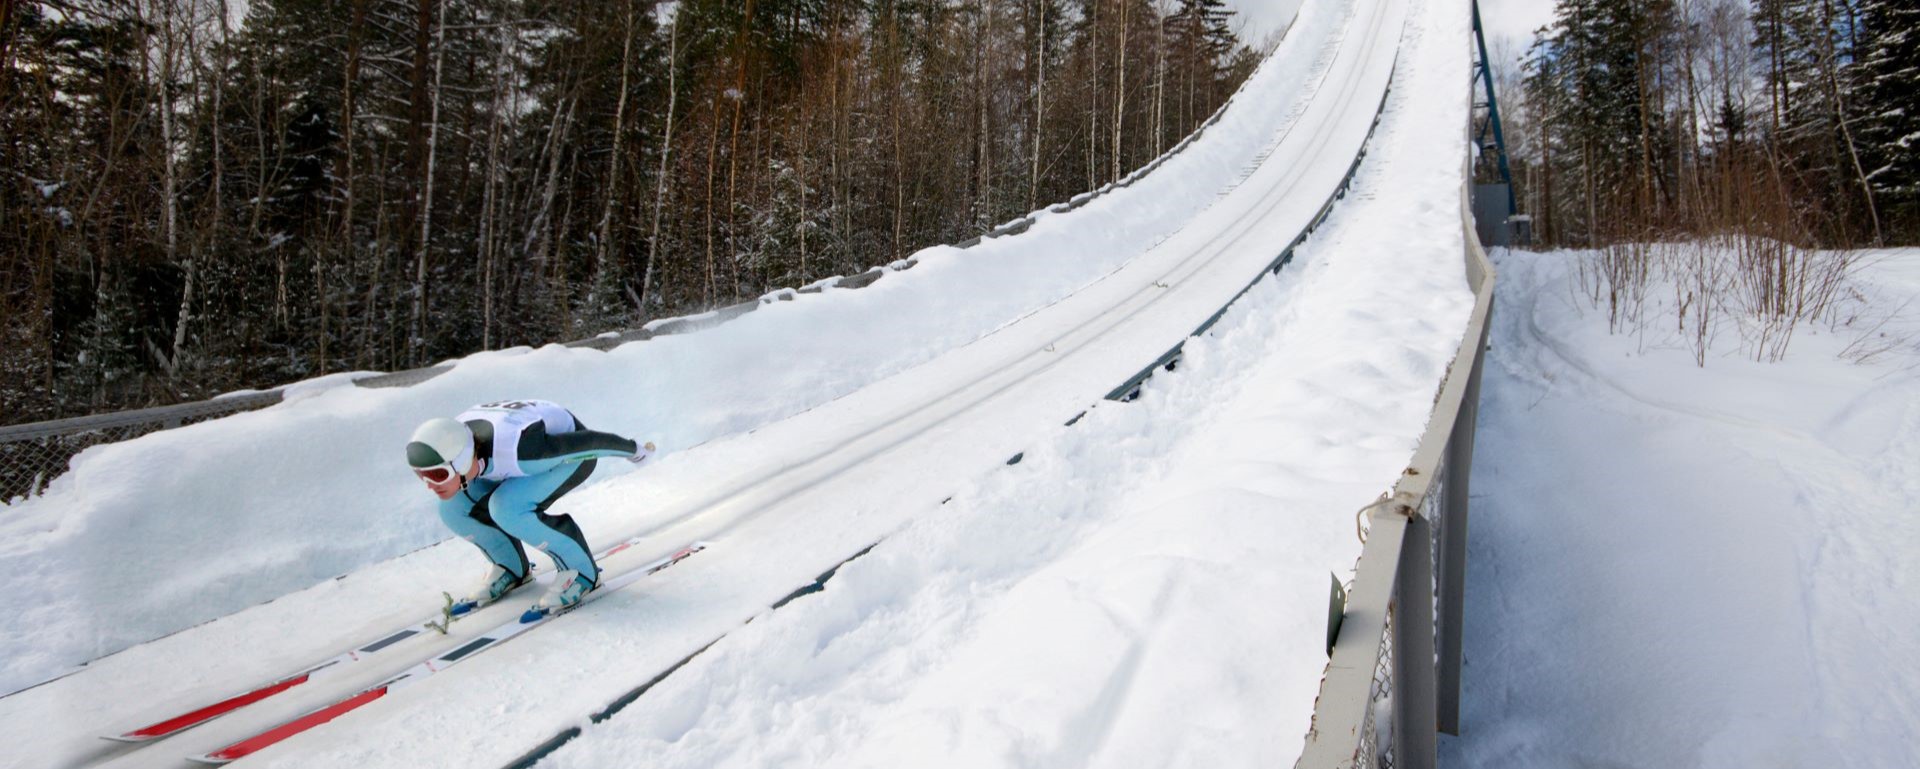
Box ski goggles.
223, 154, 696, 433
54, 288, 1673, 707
415, 465, 457, 484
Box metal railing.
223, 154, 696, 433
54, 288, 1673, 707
1292, 132, 1496, 767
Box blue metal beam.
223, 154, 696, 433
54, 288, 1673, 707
1470, 0, 1516, 216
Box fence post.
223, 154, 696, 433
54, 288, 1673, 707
1437, 313, 1486, 734
1393, 509, 1437, 769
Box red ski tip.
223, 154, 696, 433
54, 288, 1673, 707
112, 674, 312, 742
196, 685, 389, 763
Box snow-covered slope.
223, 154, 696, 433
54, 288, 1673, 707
0, 0, 1487, 765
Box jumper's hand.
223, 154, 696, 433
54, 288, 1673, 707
629, 441, 656, 464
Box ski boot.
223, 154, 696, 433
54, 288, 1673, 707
448, 564, 529, 618
520, 570, 596, 622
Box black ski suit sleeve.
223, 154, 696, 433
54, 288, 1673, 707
515, 422, 639, 464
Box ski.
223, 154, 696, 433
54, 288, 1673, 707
106, 534, 659, 744
187, 542, 708, 765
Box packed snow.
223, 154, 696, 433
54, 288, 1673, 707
1440, 247, 1920, 768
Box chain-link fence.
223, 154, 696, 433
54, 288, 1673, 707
0, 392, 284, 501
1355, 608, 1398, 769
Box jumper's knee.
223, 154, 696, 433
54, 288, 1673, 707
490, 487, 597, 582
440, 494, 527, 577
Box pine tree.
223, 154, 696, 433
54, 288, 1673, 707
1523, 36, 1571, 244
1853, 0, 1919, 238
1165, 0, 1237, 130
1752, 0, 1881, 243
1523, 0, 1672, 239
5, 4, 161, 412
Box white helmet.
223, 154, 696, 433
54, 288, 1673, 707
407, 417, 475, 475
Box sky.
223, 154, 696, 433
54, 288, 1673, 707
1477, 0, 1556, 48
1228, 0, 1554, 54
1222, 0, 1307, 50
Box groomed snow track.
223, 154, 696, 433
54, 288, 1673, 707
4, 0, 1419, 765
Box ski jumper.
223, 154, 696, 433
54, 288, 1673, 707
435, 400, 639, 586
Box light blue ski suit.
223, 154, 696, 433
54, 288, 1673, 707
435, 400, 641, 585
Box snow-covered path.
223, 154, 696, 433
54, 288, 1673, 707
1440, 248, 1920, 768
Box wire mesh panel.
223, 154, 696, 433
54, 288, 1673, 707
1425, 456, 1447, 570
0, 395, 282, 503
0, 430, 131, 502
1363, 605, 1399, 769
1425, 454, 1450, 655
